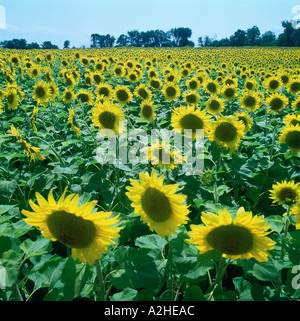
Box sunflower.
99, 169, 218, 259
134, 83, 153, 101
183, 91, 200, 106
266, 93, 289, 113
62, 88, 75, 104
21, 188, 120, 265
7, 124, 23, 140
112, 65, 126, 78
171, 105, 211, 139
221, 84, 238, 101
239, 91, 262, 112
149, 78, 162, 91
292, 97, 300, 112
186, 77, 201, 91
76, 89, 94, 105
263, 76, 283, 93
203, 79, 219, 95
283, 114, 300, 127
161, 83, 180, 101
95, 83, 113, 99
287, 78, 300, 95
48, 82, 59, 101
6, 87, 19, 110
68, 108, 81, 136
31, 106, 39, 133
127, 71, 140, 83
278, 125, 300, 155
32, 81, 50, 106
234, 111, 253, 131
126, 169, 189, 238
290, 203, 300, 229
91, 101, 125, 134
205, 96, 225, 115
140, 100, 156, 122
244, 78, 258, 91
208, 116, 245, 154
92, 72, 105, 85
187, 207, 275, 262
145, 140, 184, 170
19, 139, 46, 162
114, 85, 133, 105
269, 180, 300, 205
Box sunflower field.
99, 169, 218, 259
0, 47, 300, 302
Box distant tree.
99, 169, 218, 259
230, 29, 247, 46
27, 42, 40, 49
127, 30, 142, 46
260, 31, 277, 46
198, 36, 204, 47
170, 27, 192, 46
204, 36, 213, 47
63, 40, 70, 49
278, 20, 300, 46
116, 34, 129, 47
91, 33, 100, 47
246, 26, 261, 46
4, 38, 27, 49
41, 41, 59, 49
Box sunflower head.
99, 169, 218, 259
126, 170, 189, 238
162, 83, 180, 101
269, 180, 300, 205
266, 93, 289, 113
183, 91, 200, 106
140, 101, 156, 123
187, 207, 275, 262
114, 85, 133, 105
221, 84, 238, 101
279, 125, 300, 155
206, 96, 225, 115
21, 188, 120, 265
239, 91, 262, 112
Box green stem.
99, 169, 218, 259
95, 259, 105, 301
167, 239, 173, 300
208, 256, 229, 301
280, 205, 291, 260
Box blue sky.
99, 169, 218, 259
0, 0, 298, 48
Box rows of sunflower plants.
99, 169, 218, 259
0, 47, 300, 302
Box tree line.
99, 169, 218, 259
0, 20, 299, 50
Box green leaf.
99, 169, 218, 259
135, 234, 167, 253
0, 249, 23, 287
109, 287, 138, 301
20, 236, 52, 258
267, 215, 284, 234
183, 285, 206, 301
0, 180, 17, 196
110, 246, 160, 290
233, 277, 253, 301
0, 205, 16, 215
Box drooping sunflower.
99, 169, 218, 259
205, 96, 225, 115
208, 116, 245, 154
239, 91, 262, 112
140, 100, 156, 123
171, 105, 211, 139
287, 78, 300, 95
76, 89, 94, 105
187, 207, 275, 262
114, 85, 133, 105
19, 139, 46, 162
269, 180, 300, 205
134, 83, 153, 101
68, 108, 81, 136
266, 93, 289, 113
234, 111, 253, 132
126, 169, 189, 238
32, 81, 50, 106
6, 87, 19, 110
91, 101, 125, 134
183, 91, 200, 106
31, 106, 39, 133
161, 83, 181, 101
291, 97, 300, 112
145, 140, 184, 170
278, 125, 300, 155
263, 76, 283, 93
290, 203, 300, 229
21, 188, 120, 265
221, 84, 238, 101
